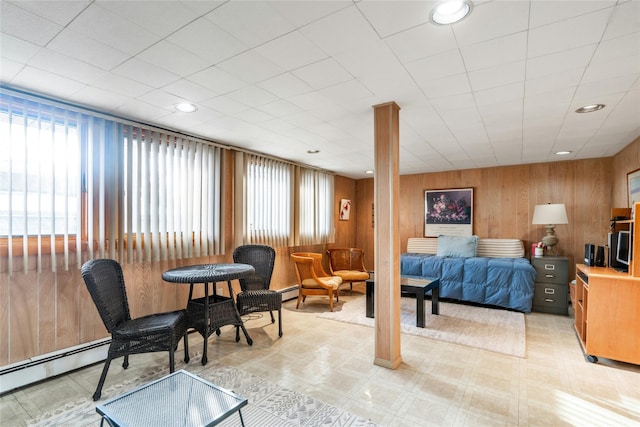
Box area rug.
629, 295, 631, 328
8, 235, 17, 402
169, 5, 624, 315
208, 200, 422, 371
27, 359, 376, 427
317, 295, 526, 358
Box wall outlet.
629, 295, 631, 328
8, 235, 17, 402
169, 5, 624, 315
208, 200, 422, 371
216, 284, 224, 295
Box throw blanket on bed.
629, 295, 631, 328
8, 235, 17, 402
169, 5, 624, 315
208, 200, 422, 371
401, 253, 536, 312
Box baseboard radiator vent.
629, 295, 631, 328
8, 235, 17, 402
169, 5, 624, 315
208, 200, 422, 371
2, 287, 300, 394
0, 338, 110, 395
278, 285, 299, 301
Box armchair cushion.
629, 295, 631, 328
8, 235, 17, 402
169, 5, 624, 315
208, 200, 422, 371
302, 276, 342, 289
332, 270, 370, 281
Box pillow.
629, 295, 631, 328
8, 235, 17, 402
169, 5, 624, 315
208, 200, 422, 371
437, 235, 478, 258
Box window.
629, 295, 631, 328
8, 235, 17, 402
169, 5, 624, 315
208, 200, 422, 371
298, 168, 334, 245
245, 154, 293, 247
0, 95, 82, 238
1, 88, 223, 273
240, 153, 334, 247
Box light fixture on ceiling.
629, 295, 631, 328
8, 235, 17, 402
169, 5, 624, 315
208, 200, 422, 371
307, 149, 320, 154
175, 102, 197, 113
365, 170, 374, 175
555, 151, 572, 155
430, 0, 473, 25
575, 104, 605, 113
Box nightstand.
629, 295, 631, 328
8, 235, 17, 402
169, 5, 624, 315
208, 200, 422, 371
531, 256, 568, 315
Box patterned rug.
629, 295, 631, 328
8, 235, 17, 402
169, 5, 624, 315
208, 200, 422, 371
317, 294, 526, 358
28, 360, 376, 426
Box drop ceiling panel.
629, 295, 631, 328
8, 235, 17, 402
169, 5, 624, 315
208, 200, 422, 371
205, 1, 296, 48
1, 2, 62, 46
527, 9, 610, 58
384, 22, 457, 64
48, 29, 129, 71
356, 0, 433, 38
300, 6, 381, 56
137, 41, 210, 77
461, 32, 527, 72
67, 4, 159, 56
168, 18, 247, 65
453, 1, 530, 47
255, 31, 328, 71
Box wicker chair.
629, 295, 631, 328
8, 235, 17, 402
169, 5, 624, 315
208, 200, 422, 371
233, 245, 282, 339
326, 248, 370, 293
291, 252, 342, 312
81, 259, 189, 401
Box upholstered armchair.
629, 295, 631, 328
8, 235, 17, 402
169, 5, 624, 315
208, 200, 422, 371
326, 248, 370, 293
290, 252, 342, 312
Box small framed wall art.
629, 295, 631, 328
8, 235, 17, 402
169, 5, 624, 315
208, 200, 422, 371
339, 199, 351, 221
424, 188, 473, 237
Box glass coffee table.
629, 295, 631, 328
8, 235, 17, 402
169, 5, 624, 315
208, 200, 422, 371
96, 370, 247, 427
366, 273, 440, 328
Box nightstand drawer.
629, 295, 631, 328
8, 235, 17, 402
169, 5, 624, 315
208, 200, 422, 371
533, 282, 568, 315
532, 259, 568, 285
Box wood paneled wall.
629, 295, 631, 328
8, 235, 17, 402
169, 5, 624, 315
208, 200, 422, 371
356, 137, 640, 282
0, 156, 359, 366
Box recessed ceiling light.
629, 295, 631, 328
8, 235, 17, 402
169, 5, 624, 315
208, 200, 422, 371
430, 0, 473, 25
307, 149, 320, 154
365, 170, 374, 174
575, 104, 605, 113
555, 151, 572, 155
175, 102, 197, 113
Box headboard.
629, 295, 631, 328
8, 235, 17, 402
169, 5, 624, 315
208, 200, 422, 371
407, 237, 525, 258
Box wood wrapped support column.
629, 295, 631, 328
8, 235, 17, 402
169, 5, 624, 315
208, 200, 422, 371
372, 102, 402, 369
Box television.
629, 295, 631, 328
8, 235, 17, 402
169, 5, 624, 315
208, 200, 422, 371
616, 230, 632, 272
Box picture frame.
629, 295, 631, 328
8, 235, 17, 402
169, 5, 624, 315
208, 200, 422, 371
339, 199, 351, 221
424, 188, 473, 237
628, 168, 640, 213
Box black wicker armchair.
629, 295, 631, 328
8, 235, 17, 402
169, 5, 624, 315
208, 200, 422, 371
232, 245, 282, 338
81, 259, 189, 401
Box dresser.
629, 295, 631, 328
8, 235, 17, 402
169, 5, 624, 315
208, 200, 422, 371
531, 256, 568, 315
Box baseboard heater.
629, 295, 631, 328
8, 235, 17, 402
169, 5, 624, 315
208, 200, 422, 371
278, 285, 299, 301
2, 287, 300, 395
0, 338, 110, 395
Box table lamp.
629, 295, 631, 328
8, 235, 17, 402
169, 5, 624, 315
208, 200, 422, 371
532, 203, 569, 256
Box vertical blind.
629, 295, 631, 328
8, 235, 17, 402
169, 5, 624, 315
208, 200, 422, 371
298, 168, 334, 245
0, 89, 223, 274
242, 153, 334, 247
245, 154, 294, 247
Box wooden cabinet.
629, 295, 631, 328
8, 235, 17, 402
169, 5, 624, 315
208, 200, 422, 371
573, 202, 640, 365
532, 256, 568, 315
574, 264, 640, 364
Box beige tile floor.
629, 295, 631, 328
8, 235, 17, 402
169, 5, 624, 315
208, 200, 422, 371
2, 284, 640, 426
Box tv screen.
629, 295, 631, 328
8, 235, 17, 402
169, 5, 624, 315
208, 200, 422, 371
616, 230, 632, 270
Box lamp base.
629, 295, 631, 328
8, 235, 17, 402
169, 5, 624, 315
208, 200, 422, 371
541, 225, 559, 256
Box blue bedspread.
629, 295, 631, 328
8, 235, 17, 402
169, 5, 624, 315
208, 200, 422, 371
400, 253, 536, 312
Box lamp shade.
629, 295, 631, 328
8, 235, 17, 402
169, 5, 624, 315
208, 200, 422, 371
532, 203, 568, 225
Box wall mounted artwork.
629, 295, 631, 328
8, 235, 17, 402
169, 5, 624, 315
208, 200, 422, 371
424, 188, 473, 236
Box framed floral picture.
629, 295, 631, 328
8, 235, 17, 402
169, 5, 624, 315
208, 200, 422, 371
424, 188, 473, 237
339, 199, 351, 221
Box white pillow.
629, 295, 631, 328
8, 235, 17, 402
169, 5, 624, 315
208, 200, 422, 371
437, 235, 478, 258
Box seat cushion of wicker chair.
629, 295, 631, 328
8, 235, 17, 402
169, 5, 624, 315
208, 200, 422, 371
113, 311, 186, 339
332, 270, 370, 281
301, 276, 342, 290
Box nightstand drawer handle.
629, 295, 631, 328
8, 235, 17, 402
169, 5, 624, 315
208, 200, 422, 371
544, 288, 555, 294
545, 274, 555, 278
544, 264, 556, 270
544, 298, 555, 303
